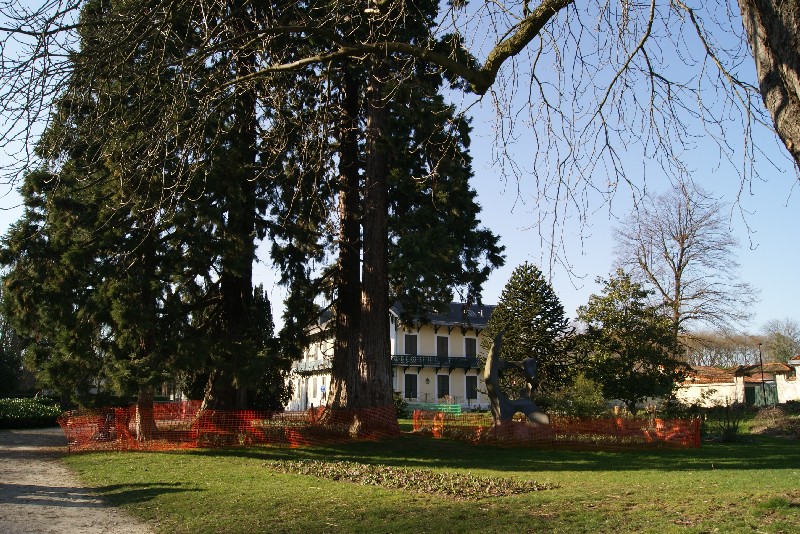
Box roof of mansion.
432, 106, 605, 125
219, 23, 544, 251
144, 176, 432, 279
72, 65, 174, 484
391, 302, 495, 330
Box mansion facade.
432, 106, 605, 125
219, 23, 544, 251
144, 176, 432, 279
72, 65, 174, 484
286, 302, 495, 411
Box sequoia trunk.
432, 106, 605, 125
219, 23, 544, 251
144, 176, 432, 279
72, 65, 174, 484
134, 387, 156, 441
328, 69, 362, 409
357, 60, 394, 410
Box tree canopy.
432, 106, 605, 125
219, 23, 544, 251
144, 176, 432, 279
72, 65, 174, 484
1, 1, 796, 207
680, 331, 761, 368
1, 0, 798, 413
577, 269, 685, 415
0, 1, 504, 417
0, 0, 286, 409
761, 318, 800, 363
0, 285, 25, 397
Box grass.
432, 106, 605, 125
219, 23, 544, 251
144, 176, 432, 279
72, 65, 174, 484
62, 431, 800, 533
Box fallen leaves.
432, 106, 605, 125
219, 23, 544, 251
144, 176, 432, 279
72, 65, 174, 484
263, 459, 556, 500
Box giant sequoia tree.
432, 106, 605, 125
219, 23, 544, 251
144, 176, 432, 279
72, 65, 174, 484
0, 0, 285, 413
263, 2, 504, 415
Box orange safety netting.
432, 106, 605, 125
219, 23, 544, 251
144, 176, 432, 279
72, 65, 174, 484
412, 411, 701, 449
58, 401, 400, 452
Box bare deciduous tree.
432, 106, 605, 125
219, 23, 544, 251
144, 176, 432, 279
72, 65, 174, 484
614, 181, 758, 336
680, 330, 761, 367
761, 317, 800, 363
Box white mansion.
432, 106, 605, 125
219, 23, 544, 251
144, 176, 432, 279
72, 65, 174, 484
286, 302, 495, 411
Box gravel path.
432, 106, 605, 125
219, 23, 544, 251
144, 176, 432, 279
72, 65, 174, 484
0, 427, 154, 534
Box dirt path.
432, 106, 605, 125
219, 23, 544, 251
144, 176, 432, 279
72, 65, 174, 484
0, 427, 154, 534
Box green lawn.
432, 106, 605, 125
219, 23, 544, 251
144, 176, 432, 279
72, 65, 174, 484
63, 432, 800, 533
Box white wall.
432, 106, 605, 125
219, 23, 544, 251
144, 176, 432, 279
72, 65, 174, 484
777, 361, 800, 403
675, 382, 742, 407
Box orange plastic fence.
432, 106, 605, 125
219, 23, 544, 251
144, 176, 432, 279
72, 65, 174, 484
57, 401, 400, 452
412, 411, 701, 449
57, 402, 700, 452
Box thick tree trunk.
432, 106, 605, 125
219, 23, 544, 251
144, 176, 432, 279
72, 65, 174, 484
328, 69, 362, 409
738, 0, 800, 170
357, 61, 394, 410
211, 0, 258, 410
134, 387, 156, 441
134, 232, 157, 441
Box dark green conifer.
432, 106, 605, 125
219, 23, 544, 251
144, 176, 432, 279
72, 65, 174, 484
483, 262, 573, 392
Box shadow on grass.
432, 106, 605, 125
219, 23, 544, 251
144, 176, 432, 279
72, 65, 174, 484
0, 481, 199, 510
184, 434, 800, 473
89, 482, 202, 506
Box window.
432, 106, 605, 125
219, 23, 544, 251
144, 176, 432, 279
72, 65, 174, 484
405, 334, 418, 355
465, 337, 477, 358
466, 376, 478, 400
437, 374, 449, 399
404, 374, 417, 399
436, 335, 449, 357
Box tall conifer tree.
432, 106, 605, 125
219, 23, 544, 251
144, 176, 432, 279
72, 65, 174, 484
482, 263, 573, 393
1, 0, 287, 414
263, 1, 504, 419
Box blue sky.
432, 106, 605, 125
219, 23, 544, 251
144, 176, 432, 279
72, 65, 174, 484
466, 122, 800, 332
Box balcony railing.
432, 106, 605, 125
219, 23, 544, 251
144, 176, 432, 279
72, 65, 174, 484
293, 358, 333, 373
391, 354, 480, 369
294, 354, 481, 373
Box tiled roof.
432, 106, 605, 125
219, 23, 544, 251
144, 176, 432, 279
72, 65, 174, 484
743, 374, 776, 384
683, 362, 798, 385
734, 362, 792, 376
683, 365, 736, 384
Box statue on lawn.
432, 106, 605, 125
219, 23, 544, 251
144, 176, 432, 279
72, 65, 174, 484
483, 331, 550, 425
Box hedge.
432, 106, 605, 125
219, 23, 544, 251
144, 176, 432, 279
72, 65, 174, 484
0, 398, 62, 429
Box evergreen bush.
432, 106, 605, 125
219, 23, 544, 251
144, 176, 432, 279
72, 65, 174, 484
393, 392, 410, 419
0, 397, 61, 428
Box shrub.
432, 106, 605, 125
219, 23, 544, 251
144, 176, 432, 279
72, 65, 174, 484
783, 400, 800, 415
393, 392, 409, 419
751, 405, 800, 438
706, 403, 745, 442
657, 397, 703, 421
0, 397, 62, 429
541, 374, 608, 417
